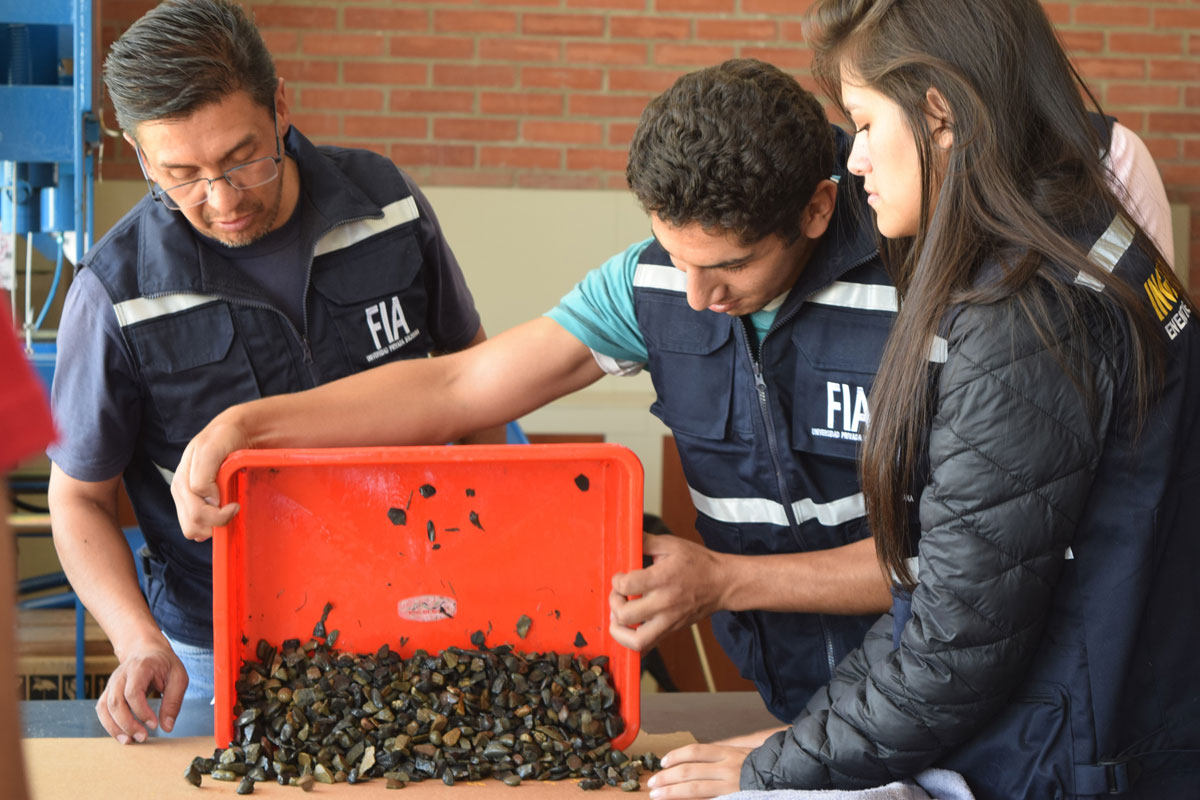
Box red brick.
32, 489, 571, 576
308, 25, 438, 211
611, 17, 691, 40
742, 0, 808, 12
567, 148, 630, 171
567, 0, 646, 8
390, 36, 475, 60
344, 7, 428, 31
1148, 112, 1200, 135
696, 20, 778, 41
523, 67, 605, 90
434, 118, 520, 141
523, 120, 605, 144
251, 5, 337, 29
608, 122, 640, 146
1160, 164, 1200, 187
275, 59, 338, 85
289, 113, 341, 138
1074, 5, 1149, 26
781, 22, 806, 43
1058, 31, 1105, 54
102, 0, 157, 22
481, 92, 564, 116
569, 94, 654, 117
1183, 140, 1200, 161
391, 145, 476, 169
1150, 60, 1200, 82
343, 115, 428, 139
1107, 84, 1180, 108
479, 146, 562, 169
566, 42, 648, 65
518, 173, 605, 190
741, 46, 812, 70
1040, 3, 1071, 24
523, 14, 606, 37
301, 33, 386, 57
421, 169, 516, 188
1114, 111, 1144, 131
434, 64, 517, 88
390, 90, 475, 114
656, 0, 734, 11
434, 10, 517, 34
609, 68, 686, 92
343, 62, 427, 86
479, 38, 562, 62
1110, 33, 1184, 55
480, 0, 559, 5
1187, 86, 1200, 109
300, 88, 384, 112
1142, 137, 1180, 161
605, 174, 631, 190
1072, 57, 1146, 80
1156, 8, 1200, 29
261, 30, 299, 54
655, 43, 736, 65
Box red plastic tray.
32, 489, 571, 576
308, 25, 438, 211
213, 444, 644, 751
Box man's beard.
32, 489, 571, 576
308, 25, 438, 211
201, 174, 284, 248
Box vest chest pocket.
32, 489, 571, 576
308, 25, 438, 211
126, 302, 262, 444
790, 307, 892, 461
309, 229, 432, 371
641, 296, 737, 440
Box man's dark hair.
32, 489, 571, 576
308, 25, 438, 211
626, 59, 834, 245
104, 0, 277, 133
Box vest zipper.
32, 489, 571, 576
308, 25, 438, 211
745, 247, 882, 682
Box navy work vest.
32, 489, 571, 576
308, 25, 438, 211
84, 127, 444, 646
631, 135, 895, 720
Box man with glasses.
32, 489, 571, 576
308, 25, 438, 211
46, 0, 497, 744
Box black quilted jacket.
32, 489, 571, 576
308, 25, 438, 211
743, 229, 1200, 797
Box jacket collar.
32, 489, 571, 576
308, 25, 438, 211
135, 126, 383, 298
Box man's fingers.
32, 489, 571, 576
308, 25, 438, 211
124, 675, 159, 733
612, 564, 657, 597
158, 662, 189, 733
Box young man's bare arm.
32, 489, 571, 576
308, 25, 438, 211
173, 317, 605, 539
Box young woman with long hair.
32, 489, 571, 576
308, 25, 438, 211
645, 1, 1200, 798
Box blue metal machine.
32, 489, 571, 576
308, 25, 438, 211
1, 0, 98, 370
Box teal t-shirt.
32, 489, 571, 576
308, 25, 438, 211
545, 238, 782, 373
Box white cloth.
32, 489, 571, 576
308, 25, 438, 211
718, 769, 975, 800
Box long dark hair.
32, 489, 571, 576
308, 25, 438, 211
808, 0, 1188, 588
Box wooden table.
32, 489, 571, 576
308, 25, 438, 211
22, 692, 779, 799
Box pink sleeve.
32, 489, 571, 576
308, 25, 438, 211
1104, 122, 1175, 267
0, 296, 56, 471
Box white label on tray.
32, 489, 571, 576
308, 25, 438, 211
397, 595, 458, 622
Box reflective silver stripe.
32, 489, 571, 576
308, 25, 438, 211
112, 294, 220, 327
313, 196, 420, 258
154, 462, 175, 486
809, 281, 898, 312
1064, 546, 1074, 560
633, 262, 686, 292
590, 349, 644, 377
794, 491, 866, 526
929, 335, 948, 363
1076, 213, 1134, 291
689, 486, 866, 528
689, 487, 788, 526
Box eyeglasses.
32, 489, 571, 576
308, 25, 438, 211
136, 103, 283, 211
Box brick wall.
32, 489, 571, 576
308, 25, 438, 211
98, 0, 1199, 286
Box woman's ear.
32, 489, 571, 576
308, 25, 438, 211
925, 87, 953, 150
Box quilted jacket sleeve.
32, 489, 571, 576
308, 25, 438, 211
742, 300, 1115, 790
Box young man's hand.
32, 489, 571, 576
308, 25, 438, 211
609, 533, 729, 651
647, 744, 750, 800
95, 639, 188, 744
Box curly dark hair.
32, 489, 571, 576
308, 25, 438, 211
104, 0, 276, 133
626, 59, 834, 245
